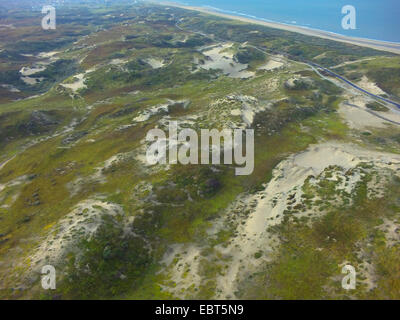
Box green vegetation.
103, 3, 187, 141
60, 215, 151, 299
0, 1, 399, 301
366, 102, 389, 112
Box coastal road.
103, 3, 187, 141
344, 102, 400, 126
247, 43, 400, 112
175, 19, 400, 121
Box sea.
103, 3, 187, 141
172, 0, 400, 43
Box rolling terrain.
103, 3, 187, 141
0, 1, 400, 299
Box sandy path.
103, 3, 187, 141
0, 156, 15, 172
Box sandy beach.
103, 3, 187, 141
161, 2, 400, 55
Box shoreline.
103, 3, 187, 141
199, 4, 400, 46
160, 1, 400, 55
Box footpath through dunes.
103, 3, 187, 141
343, 102, 400, 127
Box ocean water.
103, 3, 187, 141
175, 0, 400, 43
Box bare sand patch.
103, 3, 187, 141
0, 174, 31, 193
20, 66, 46, 76
338, 102, 388, 130
257, 59, 283, 71
61, 73, 87, 92
377, 218, 400, 247
21, 76, 44, 85
159, 244, 202, 298
28, 199, 123, 270
145, 58, 165, 69
109, 58, 128, 65
198, 43, 254, 79
213, 142, 400, 298
37, 51, 60, 59
205, 95, 271, 129
357, 76, 385, 95
133, 104, 169, 123
60, 66, 99, 93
